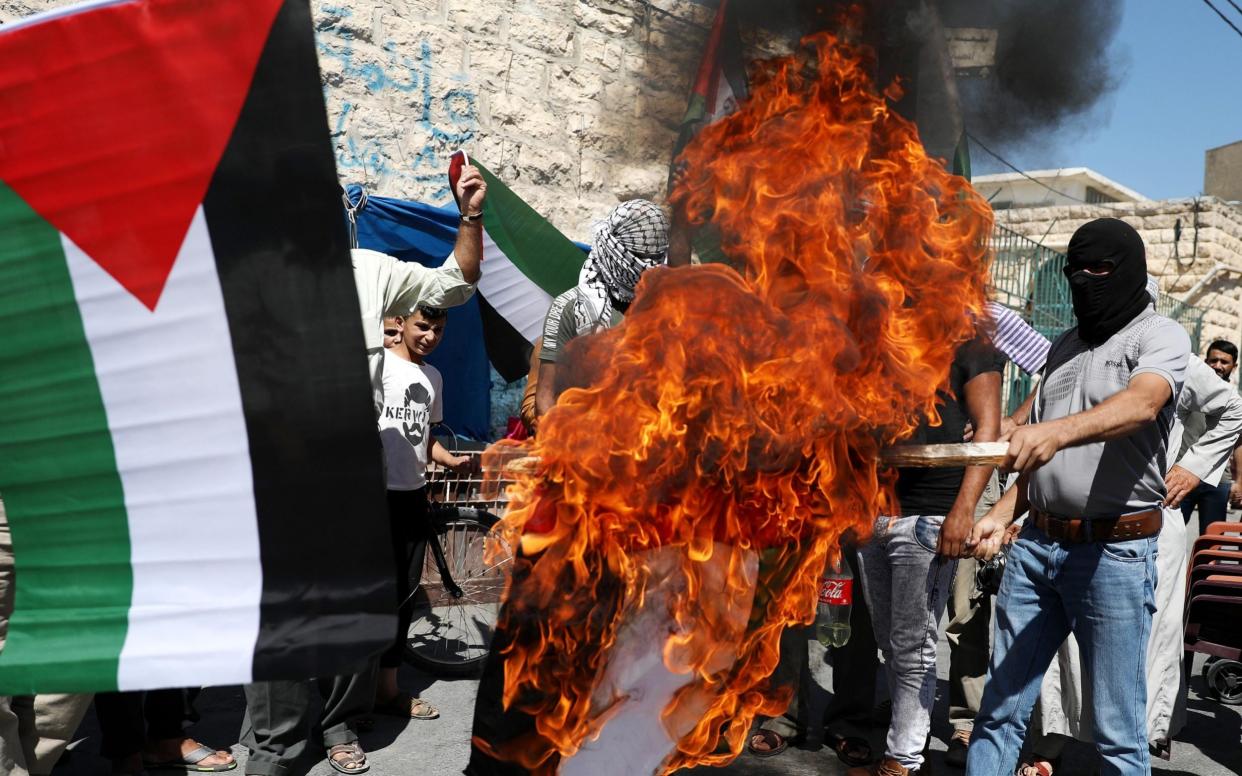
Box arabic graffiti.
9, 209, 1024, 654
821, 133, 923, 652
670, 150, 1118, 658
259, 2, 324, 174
317, 5, 478, 201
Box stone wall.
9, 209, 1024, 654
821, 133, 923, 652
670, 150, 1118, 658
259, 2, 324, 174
311, 0, 728, 238
994, 197, 1242, 348
0, 0, 730, 240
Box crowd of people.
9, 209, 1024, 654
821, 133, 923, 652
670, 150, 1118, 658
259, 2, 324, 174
0, 164, 1239, 776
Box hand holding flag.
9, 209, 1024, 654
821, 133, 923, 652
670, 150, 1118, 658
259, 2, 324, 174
449, 150, 487, 217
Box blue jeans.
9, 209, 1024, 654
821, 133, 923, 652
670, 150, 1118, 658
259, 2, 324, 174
966, 524, 1158, 776
858, 515, 956, 770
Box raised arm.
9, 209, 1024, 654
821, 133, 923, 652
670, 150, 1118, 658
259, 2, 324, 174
452, 165, 486, 284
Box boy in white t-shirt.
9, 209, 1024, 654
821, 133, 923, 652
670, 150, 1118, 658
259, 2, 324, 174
375, 306, 470, 720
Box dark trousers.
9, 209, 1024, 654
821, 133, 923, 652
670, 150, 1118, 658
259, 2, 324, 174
823, 543, 879, 739
240, 669, 376, 776
384, 487, 429, 669
94, 689, 192, 759
1181, 481, 1229, 534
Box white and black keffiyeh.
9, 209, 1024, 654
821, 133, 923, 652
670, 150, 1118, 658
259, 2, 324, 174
573, 199, 669, 335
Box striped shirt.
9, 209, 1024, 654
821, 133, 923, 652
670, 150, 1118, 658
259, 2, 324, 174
987, 301, 1051, 375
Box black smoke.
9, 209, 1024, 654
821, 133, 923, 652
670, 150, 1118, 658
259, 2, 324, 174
724, 0, 1126, 151
945, 0, 1126, 148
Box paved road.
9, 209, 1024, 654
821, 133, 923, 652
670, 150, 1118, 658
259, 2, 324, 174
50, 641, 1241, 776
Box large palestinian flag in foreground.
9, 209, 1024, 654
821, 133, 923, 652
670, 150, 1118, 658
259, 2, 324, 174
0, 0, 393, 693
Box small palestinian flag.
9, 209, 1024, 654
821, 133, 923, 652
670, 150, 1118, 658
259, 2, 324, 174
669, 0, 748, 175
474, 162, 586, 380
669, 0, 748, 264
0, 0, 393, 693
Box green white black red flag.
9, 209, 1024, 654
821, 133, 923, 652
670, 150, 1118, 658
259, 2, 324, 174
0, 0, 393, 693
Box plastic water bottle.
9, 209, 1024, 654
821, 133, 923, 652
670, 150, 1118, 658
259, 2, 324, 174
816, 560, 853, 648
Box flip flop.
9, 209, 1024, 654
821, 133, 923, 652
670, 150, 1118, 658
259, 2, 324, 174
373, 691, 439, 720
327, 742, 369, 775
824, 730, 872, 767
746, 729, 788, 758
143, 745, 237, 773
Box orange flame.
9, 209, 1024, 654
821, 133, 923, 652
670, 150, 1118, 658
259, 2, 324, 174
481, 21, 992, 775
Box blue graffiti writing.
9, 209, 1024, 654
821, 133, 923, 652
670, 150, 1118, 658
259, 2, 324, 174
317, 6, 479, 202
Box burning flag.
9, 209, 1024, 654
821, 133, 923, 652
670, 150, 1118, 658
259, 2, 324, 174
0, 0, 392, 693
471, 13, 993, 775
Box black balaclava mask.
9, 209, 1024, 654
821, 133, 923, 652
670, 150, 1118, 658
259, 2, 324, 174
1063, 218, 1150, 345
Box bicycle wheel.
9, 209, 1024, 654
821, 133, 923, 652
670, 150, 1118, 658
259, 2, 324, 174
404, 507, 511, 676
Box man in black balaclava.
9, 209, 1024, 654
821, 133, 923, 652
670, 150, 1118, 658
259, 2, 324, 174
963, 218, 1191, 775
1063, 217, 1151, 344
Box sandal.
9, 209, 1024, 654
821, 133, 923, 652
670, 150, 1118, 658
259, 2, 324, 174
746, 729, 788, 758
327, 742, 369, 775
143, 744, 237, 772
1016, 759, 1054, 776
824, 730, 872, 766
374, 691, 439, 720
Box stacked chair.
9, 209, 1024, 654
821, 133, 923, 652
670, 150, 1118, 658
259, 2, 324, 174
1185, 521, 1242, 705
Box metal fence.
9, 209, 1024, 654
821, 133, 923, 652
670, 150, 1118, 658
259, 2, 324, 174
988, 223, 1208, 414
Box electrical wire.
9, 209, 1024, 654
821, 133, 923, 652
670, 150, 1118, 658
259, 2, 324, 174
965, 132, 1089, 204
1201, 0, 1242, 40
1226, 0, 1242, 19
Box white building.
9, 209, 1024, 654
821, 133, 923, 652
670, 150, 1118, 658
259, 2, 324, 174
974, 168, 1149, 210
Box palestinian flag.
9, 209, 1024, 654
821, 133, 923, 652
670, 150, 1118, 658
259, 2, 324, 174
669, 0, 748, 176
0, 0, 392, 693
474, 163, 586, 380
669, 0, 748, 264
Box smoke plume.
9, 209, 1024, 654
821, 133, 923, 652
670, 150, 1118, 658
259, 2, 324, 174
947, 0, 1126, 148
725, 0, 1127, 152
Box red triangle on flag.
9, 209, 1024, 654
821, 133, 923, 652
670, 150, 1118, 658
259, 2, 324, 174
0, 0, 285, 310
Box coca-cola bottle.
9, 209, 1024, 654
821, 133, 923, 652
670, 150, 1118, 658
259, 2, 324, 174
816, 560, 853, 648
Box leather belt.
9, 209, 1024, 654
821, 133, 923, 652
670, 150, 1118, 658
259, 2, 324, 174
1029, 508, 1162, 543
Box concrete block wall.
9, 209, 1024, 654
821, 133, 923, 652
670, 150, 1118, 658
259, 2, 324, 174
994, 198, 1242, 348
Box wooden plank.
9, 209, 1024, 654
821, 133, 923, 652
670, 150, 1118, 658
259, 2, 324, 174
879, 441, 1009, 467
496, 443, 1009, 477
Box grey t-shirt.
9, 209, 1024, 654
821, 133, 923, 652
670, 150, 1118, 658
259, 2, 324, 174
1028, 307, 1190, 518
538, 288, 623, 365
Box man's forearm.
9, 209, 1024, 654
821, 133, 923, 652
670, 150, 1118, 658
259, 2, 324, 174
1010, 388, 1037, 427
453, 220, 483, 284
954, 371, 1002, 516
1044, 377, 1170, 449
988, 474, 1029, 527
950, 465, 993, 519
535, 361, 558, 418
429, 439, 459, 465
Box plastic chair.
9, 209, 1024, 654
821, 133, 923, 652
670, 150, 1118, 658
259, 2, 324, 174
1203, 521, 1242, 538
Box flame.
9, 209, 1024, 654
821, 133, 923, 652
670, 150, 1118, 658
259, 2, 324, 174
480, 19, 992, 775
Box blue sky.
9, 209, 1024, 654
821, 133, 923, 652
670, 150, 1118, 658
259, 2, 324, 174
971, 2, 1242, 199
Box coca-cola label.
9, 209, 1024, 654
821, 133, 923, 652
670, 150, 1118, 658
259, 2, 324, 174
819, 577, 852, 606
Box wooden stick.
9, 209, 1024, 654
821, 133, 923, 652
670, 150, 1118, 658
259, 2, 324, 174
497, 442, 1008, 477
878, 441, 1009, 467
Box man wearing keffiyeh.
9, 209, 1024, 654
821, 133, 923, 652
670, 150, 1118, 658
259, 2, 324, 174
533, 199, 669, 419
